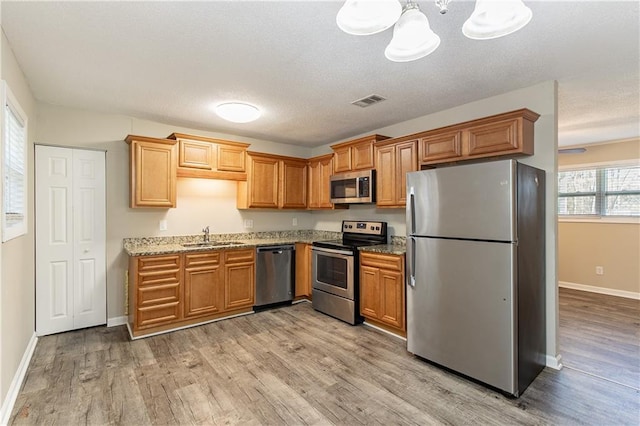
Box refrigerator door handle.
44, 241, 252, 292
408, 186, 416, 235
407, 236, 416, 288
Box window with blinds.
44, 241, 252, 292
558, 165, 640, 217
2, 81, 28, 242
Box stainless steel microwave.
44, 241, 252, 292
330, 170, 375, 204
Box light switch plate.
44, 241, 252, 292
243, 219, 253, 229
159, 220, 168, 231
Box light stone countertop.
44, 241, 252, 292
123, 230, 340, 256
359, 244, 406, 256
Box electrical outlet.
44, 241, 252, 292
292, 217, 298, 226
595, 266, 604, 275
159, 219, 168, 231
243, 219, 254, 229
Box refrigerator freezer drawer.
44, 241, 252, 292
407, 237, 517, 394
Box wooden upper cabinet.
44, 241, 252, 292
125, 135, 178, 208
414, 109, 539, 167
237, 152, 308, 209
281, 158, 308, 209
168, 133, 249, 181
419, 131, 463, 164
307, 154, 336, 210
375, 138, 418, 208
331, 134, 389, 173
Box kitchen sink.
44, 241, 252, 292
182, 241, 243, 248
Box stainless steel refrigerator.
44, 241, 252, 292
406, 159, 546, 397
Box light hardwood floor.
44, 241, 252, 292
10, 300, 640, 425
559, 287, 640, 389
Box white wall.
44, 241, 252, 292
0, 30, 37, 407
312, 81, 559, 364
35, 104, 315, 321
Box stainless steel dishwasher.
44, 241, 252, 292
255, 245, 295, 307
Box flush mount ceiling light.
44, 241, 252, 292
337, 0, 533, 62
215, 102, 261, 123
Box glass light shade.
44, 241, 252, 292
462, 0, 533, 40
384, 8, 441, 62
336, 0, 402, 36
215, 102, 261, 123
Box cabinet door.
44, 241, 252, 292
281, 159, 307, 209
131, 140, 177, 208
248, 155, 280, 208
307, 160, 321, 209
360, 265, 381, 319
352, 141, 375, 170
379, 269, 404, 330
184, 252, 222, 318
419, 131, 463, 165
466, 118, 520, 157
318, 156, 334, 208
395, 140, 418, 207
218, 144, 246, 172
224, 249, 255, 310
179, 140, 213, 170
333, 146, 352, 173
375, 145, 396, 207
295, 243, 311, 297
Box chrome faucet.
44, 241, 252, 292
202, 226, 210, 243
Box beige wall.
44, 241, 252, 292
558, 222, 640, 293
558, 138, 640, 295
1, 31, 37, 406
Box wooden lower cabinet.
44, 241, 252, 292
128, 248, 255, 338
359, 252, 406, 336
295, 243, 312, 298
224, 249, 255, 310
184, 252, 223, 318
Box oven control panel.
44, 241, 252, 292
342, 220, 386, 236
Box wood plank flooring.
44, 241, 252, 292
10, 300, 640, 425
559, 287, 640, 389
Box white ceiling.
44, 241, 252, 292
2, 1, 639, 148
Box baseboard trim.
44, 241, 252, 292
559, 281, 640, 300
107, 316, 128, 327
546, 353, 563, 370
0, 333, 38, 426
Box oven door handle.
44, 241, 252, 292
312, 246, 354, 256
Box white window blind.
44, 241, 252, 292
558, 165, 640, 217
2, 81, 28, 242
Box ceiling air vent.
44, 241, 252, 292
351, 94, 387, 108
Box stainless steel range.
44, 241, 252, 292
312, 220, 387, 325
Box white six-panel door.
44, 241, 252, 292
35, 145, 106, 336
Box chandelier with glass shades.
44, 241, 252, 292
336, 0, 533, 62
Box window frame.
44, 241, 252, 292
1, 80, 29, 242
558, 159, 640, 224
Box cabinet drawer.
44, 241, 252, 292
137, 255, 181, 272
137, 302, 180, 328
360, 253, 404, 271
138, 282, 180, 306
184, 252, 220, 267
225, 249, 255, 263
137, 269, 181, 287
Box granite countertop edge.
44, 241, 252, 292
358, 244, 406, 255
